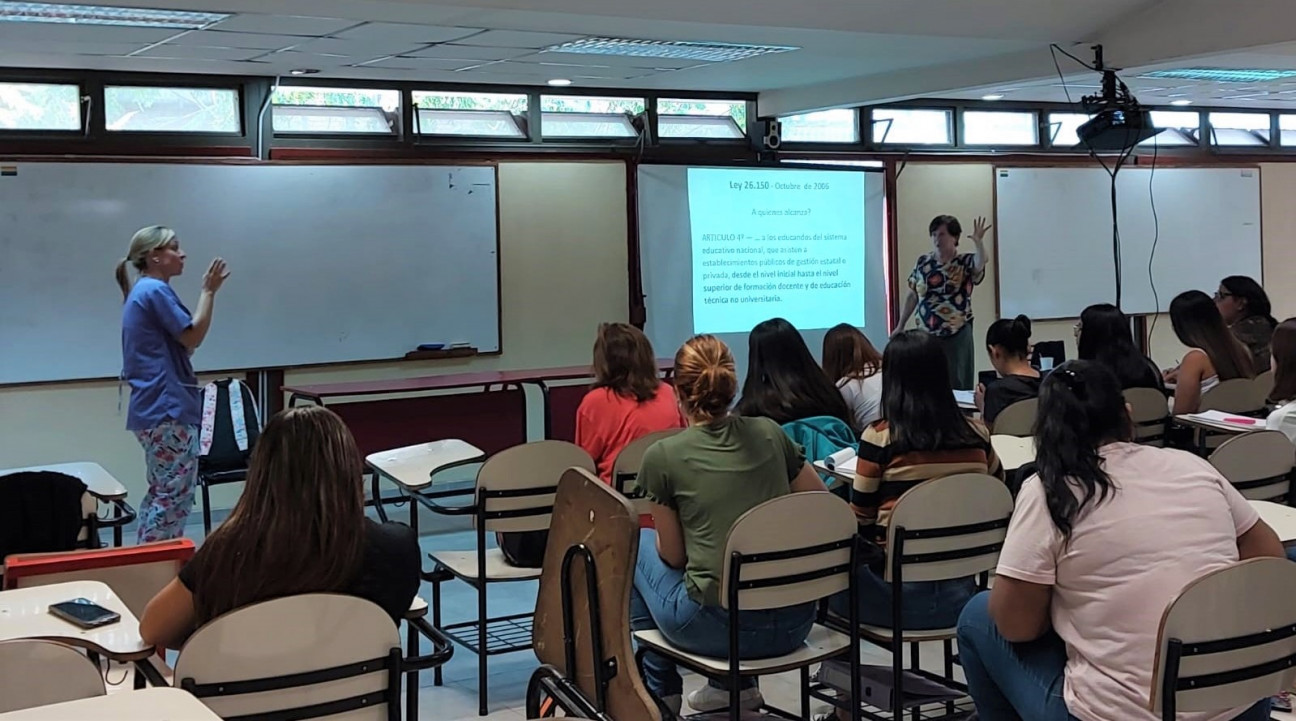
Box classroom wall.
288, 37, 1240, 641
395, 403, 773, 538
895, 161, 1296, 376
0, 160, 629, 510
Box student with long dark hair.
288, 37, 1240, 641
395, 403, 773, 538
976, 315, 1041, 426
1216, 275, 1277, 373
1166, 290, 1255, 414
1266, 319, 1296, 443
140, 406, 421, 648
736, 317, 857, 432
957, 361, 1282, 721
822, 324, 884, 429
1074, 304, 1164, 392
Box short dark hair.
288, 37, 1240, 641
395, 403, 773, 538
592, 322, 662, 403
929, 215, 962, 237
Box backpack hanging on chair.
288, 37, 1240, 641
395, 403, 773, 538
197, 378, 262, 534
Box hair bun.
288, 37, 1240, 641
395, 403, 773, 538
674, 335, 736, 421
1013, 315, 1032, 335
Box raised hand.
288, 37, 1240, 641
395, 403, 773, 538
202, 258, 230, 293
971, 216, 992, 243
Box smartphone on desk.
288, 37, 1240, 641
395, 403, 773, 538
49, 598, 121, 629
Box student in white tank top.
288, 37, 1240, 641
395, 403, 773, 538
1165, 291, 1254, 414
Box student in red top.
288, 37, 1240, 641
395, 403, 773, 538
576, 323, 683, 484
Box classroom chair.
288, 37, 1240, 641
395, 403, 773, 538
1125, 388, 1171, 447
612, 428, 684, 513
0, 639, 106, 713
424, 440, 596, 716
833, 473, 1013, 721
3, 539, 194, 618
1255, 369, 1276, 406
1151, 557, 1296, 720
401, 595, 455, 721
174, 594, 429, 720
633, 491, 862, 721
1195, 379, 1268, 451
1208, 430, 1295, 502
196, 378, 262, 535
530, 467, 661, 721
990, 398, 1037, 437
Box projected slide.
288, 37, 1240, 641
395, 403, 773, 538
688, 167, 866, 334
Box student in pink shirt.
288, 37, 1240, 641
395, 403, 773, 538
575, 323, 683, 484
957, 360, 1283, 721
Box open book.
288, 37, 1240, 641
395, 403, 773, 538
822, 447, 858, 474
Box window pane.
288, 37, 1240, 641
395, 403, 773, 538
415, 109, 525, 138
1208, 112, 1270, 146
657, 98, 747, 135
782, 159, 883, 168
871, 108, 951, 145
780, 109, 857, 143
413, 91, 526, 138
541, 112, 636, 138
1047, 112, 1092, 146
1280, 115, 1296, 147
1143, 111, 1199, 147
104, 86, 240, 132
963, 110, 1038, 145
272, 85, 398, 134
0, 82, 80, 130
659, 115, 744, 139
540, 95, 644, 115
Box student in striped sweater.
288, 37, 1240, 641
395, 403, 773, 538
834, 330, 1002, 629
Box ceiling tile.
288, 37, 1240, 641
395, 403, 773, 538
404, 44, 531, 61
167, 30, 300, 51
258, 50, 355, 68
208, 15, 360, 37
360, 57, 481, 72
0, 40, 144, 56
135, 45, 268, 62
289, 37, 424, 57
462, 61, 628, 80
0, 23, 177, 44
454, 30, 588, 49
512, 50, 702, 70
330, 23, 483, 45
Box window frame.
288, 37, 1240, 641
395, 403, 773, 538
102, 82, 246, 136
778, 108, 861, 144
867, 106, 956, 147
0, 80, 85, 135
270, 84, 403, 139
959, 109, 1041, 147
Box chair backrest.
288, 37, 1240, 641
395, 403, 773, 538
2, 539, 194, 618
1208, 430, 1295, 501
0, 640, 105, 713
884, 474, 1014, 584
1151, 557, 1296, 717
175, 593, 401, 721
1125, 387, 1171, 446
476, 441, 595, 533
611, 429, 684, 497
198, 378, 262, 473
720, 492, 857, 611
1199, 378, 1263, 414
1254, 369, 1276, 406
533, 468, 660, 721
991, 398, 1038, 437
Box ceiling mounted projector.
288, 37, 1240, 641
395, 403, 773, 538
1075, 45, 1163, 151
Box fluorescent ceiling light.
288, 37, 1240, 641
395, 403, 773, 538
547, 78, 572, 86
1170, 99, 1194, 106
981, 94, 1005, 101
545, 37, 798, 63
0, 2, 228, 28
1141, 68, 1296, 83
289, 68, 320, 76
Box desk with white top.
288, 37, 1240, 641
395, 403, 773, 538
0, 581, 151, 662
365, 439, 487, 532
812, 435, 1036, 485
0, 687, 217, 720
1252, 500, 1296, 545
0, 463, 135, 546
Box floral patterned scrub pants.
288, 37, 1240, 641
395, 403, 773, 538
132, 420, 199, 543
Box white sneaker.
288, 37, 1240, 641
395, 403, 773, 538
687, 684, 764, 712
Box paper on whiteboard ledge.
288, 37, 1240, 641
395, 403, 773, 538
824, 447, 858, 471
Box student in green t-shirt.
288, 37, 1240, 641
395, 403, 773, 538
631, 334, 831, 716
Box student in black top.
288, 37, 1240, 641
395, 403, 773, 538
976, 315, 1041, 425
1075, 303, 1165, 393
140, 406, 420, 648
735, 317, 858, 433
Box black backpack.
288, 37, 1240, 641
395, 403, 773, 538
198, 379, 262, 476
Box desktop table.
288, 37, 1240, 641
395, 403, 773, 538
0, 688, 218, 720
0, 581, 152, 663
1252, 500, 1296, 545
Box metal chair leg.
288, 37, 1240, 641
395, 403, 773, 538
477, 581, 489, 716
201, 479, 213, 535
406, 619, 418, 721
432, 575, 444, 687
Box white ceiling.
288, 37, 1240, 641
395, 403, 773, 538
2, 0, 1296, 114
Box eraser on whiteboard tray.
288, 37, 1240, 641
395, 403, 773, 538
417, 343, 446, 351
448, 342, 472, 349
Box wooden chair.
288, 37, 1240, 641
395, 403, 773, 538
530, 467, 660, 721
0, 640, 105, 713
847, 474, 1013, 720
1208, 430, 1295, 501
175, 594, 404, 720
633, 492, 862, 721
1151, 557, 1296, 720
611, 429, 684, 513
990, 398, 1037, 437
424, 440, 595, 716
1125, 388, 1171, 447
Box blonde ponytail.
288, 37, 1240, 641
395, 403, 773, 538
116, 225, 177, 302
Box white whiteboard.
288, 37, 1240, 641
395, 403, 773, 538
0, 163, 499, 384
996, 167, 1262, 319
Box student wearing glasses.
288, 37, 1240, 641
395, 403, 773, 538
1215, 276, 1277, 373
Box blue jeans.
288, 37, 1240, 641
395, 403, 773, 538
629, 530, 816, 698
829, 565, 976, 629
956, 592, 1271, 721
